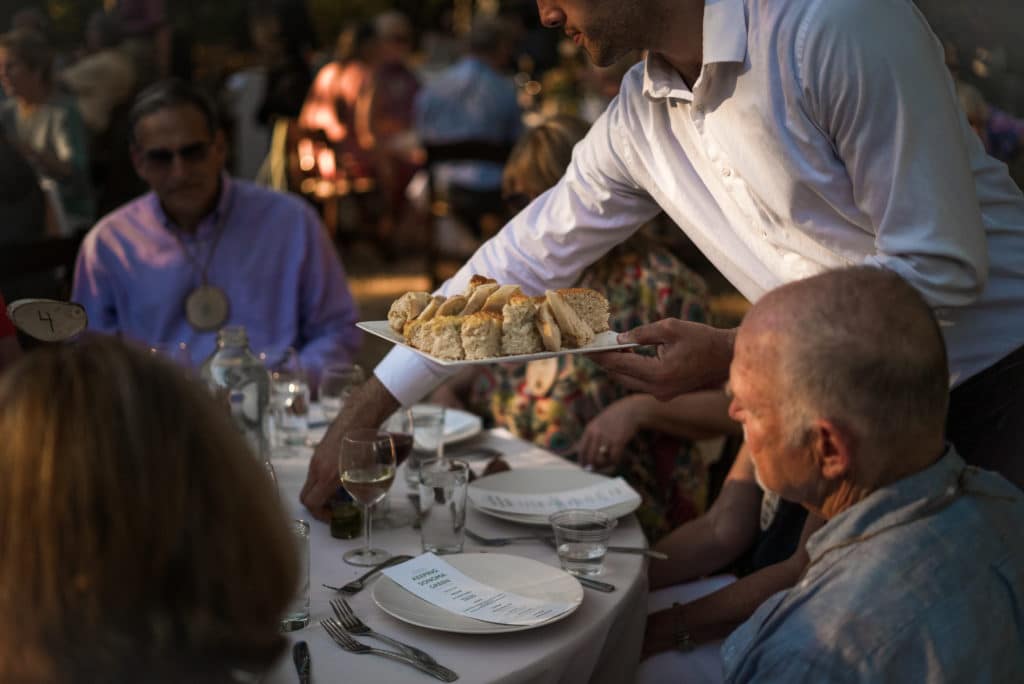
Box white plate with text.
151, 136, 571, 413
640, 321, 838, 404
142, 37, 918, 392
357, 320, 637, 367
372, 553, 583, 634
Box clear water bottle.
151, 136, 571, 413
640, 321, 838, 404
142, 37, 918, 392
200, 325, 272, 466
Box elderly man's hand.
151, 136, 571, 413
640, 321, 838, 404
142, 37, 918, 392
642, 607, 678, 659
590, 319, 736, 402
576, 395, 646, 470
300, 375, 400, 521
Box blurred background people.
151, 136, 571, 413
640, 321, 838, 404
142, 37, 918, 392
72, 79, 360, 380
108, 0, 171, 87
414, 16, 522, 247
0, 28, 94, 232
0, 337, 298, 682
431, 114, 734, 541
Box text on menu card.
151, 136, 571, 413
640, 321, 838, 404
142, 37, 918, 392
382, 553, 577, 626
468, 477, 638, 516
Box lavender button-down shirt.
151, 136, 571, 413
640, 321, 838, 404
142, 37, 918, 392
72, 175, 361, 378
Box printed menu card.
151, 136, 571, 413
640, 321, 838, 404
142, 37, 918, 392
468, 476, 639, 516
382, 553, 577, 625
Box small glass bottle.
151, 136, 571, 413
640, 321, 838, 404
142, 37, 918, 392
200, 325, 272, 466
329, 486, 363, 539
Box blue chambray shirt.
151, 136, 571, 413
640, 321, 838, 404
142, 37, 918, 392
722, 447, 1024, 683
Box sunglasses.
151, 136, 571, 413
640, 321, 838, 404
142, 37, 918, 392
141, 141, 211, 168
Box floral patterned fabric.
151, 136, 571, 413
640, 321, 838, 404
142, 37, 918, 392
466, 241, 710, 541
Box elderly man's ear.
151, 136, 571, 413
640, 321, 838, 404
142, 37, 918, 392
810, 418, 854, 481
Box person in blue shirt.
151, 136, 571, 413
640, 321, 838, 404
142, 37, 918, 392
721, 265, 1024, 683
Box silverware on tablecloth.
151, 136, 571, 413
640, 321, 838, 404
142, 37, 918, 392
465, 529, 668, 559
322, 554, 413, 594
330, 597, 454, 676
321, 618, 459, 682
576, 576, 616, 592
292, 640, 311, 684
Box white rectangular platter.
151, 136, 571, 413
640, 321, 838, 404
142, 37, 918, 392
357, 320, 638, 367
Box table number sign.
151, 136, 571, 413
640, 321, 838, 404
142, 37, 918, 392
468, 477, 639, 517
383, 553, 576, 625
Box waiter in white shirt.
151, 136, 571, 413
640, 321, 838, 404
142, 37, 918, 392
302, 0, 1024, 517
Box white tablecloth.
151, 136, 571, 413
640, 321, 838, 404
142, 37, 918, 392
264, 427, 648, 684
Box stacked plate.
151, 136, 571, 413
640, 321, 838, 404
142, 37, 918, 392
467, 469, 642, 526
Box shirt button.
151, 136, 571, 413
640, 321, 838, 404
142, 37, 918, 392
762, 231, 769, 238
721, 168, 732, 177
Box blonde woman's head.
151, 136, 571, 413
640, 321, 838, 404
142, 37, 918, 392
502, 114, 591, 204
0, 337, 298, 683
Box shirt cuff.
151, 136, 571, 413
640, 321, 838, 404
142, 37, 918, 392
374, 345, 456, 407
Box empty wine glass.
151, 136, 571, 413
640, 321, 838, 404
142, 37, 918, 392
319, 363, 366, 422
267, 348, 310, 447
339, 429, 397, 566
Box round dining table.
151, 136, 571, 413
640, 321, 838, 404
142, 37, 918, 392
264, 425, 649, 684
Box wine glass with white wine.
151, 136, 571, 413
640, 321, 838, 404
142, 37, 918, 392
339, 429, 397, 566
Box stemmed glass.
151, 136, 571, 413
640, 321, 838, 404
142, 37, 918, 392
319, 363, 366, 422
339, 429, 397, 566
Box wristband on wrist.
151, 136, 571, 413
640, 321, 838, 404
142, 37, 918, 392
672, 602, 696, 652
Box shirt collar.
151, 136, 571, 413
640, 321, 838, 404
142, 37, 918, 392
805, 446, 967, 561
642, 0, 748, 100
149, 172, 235, 240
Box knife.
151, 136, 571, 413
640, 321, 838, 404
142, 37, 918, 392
292, 640, 311, 684
577, 576, 616, 592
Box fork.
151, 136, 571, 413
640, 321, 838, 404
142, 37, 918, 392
321, 619, 459, 682
322, 554, 413, 594
464, 529, 547, 545
466, 529, 669, 559
330, 597, 454, 675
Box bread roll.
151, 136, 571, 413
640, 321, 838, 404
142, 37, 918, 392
461, 310, 502, 359
415, 295, 446, 322
427, 315, 465, 360
535, 301, 562, 352
556, 288, 610, 333
482, 285, 522, 314
463, 275, 498, 297
461, 283, 500, 315
387, 291, 432, 333
437, 295, 468, 316
501, 293, 544, 354
546, 290, 594, 347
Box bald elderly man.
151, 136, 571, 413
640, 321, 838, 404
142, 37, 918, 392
719, 267, 1024, 682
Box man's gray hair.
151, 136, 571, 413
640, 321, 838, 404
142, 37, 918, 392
768, 266, 949, 449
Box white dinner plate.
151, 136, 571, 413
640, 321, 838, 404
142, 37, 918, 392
357, 320, 638, 367
435, 405, 483, 445
372, 553, 583, 634
468, 469, 642, 526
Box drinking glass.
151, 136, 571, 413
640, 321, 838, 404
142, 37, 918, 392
280, 519, 311, 631
268, 348, 310, 447
549, 509, 617, 577
339, 429, 397, 566
418, 458, 469, 554
402, 405, 446, 488
319, 363, 365, 422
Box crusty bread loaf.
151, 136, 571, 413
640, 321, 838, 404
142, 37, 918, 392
426, 315, 465, 360
482, 285, 522, 314
437, 295, 467, 316
557, 288, 610, 333
462, 282, 500, 315
464, 275, 498, 296
387, 291, 432, 333
535, 300, 562, 352
546, 290, 594, 347
501, 293, 544, 355
461, 310, 502, 359
416, 295, 445, 322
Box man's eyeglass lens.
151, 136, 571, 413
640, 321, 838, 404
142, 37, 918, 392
144, 142, 210, 167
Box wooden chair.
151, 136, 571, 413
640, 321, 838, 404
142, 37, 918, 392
422, 141, 512, 287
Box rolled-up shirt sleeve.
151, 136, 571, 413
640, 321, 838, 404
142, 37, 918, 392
798, 0, 988, 309
375, 91, 662, 405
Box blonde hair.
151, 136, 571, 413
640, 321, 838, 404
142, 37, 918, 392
0, 337, 298, 683
502, 114, 591, 200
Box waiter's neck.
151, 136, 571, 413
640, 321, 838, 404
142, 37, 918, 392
648, 0, 705, 88
162, 177, 223, 234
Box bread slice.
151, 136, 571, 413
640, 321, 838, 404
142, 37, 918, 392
461, 310, 502, 359
546, 290, 594, 347
437, 295, 468, 316
501, 293, 544, 355
535, 300, 562, 352
427, 315, 465, 360
463, 275, 498, 297
462, 283, 500, 315
482, 285, 522, 314
557, 288, 610, 333
387, 291, 432, 333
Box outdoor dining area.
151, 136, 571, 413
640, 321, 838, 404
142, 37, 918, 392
2, 0, 1024, 683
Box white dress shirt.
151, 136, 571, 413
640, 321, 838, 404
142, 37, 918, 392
376, 0, 1024, 405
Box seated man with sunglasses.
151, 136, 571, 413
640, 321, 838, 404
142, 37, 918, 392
72, 79, 360, 380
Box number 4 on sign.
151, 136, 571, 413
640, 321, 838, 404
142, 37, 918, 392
37, 310, 55, 334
